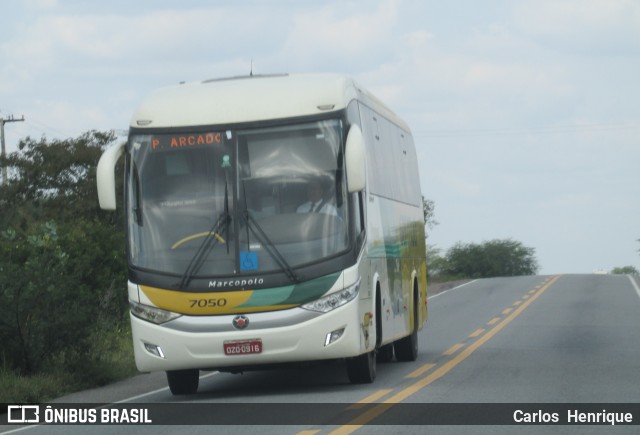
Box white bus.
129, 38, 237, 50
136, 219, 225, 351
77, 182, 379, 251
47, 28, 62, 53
97, 73, 427, 395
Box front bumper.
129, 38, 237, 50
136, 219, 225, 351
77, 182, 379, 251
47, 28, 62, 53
130, 298, 366, 372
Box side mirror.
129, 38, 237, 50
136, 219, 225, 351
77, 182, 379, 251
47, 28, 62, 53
97, 142, 125, 210
345, 125, 365, 193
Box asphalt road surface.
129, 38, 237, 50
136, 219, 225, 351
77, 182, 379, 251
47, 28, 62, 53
2, 274, 639, 434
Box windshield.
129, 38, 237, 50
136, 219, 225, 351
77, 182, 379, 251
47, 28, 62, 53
127, 119, 349, 280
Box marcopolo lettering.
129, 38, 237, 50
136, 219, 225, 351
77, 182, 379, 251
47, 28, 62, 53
209, 277, 264, 288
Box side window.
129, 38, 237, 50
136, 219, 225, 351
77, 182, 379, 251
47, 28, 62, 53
359, 104, 387, 198
401, 132, 422, 204
358, 102, 421, 206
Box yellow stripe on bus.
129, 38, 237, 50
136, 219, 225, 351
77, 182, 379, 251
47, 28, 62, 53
139, 285, 297, 315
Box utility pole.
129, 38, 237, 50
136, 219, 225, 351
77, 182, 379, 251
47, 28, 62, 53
1, 114, 25, 185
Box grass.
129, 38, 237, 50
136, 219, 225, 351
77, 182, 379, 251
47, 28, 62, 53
0, 323, 138, 405
0, 369, 70, 405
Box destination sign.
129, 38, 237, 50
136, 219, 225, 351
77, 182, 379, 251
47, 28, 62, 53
150, 132, 222, 151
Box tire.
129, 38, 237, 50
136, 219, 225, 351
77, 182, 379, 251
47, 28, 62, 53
394, 324, 418, 362
394, 292, 419, 362
376, 343, 394, 363
346, 350, 377, 384
166, 369, 199, 395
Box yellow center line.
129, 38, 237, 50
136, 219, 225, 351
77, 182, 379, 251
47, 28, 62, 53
327, 275, 561, 435
443, 343, 465, 356
522, 294, 531, 299
406, 363, 436, 379
487, 317, 501, 325
346, 389, 394, 410
501, 308, 513, 315
513, 300, 522, 306
468, 328, 485, 338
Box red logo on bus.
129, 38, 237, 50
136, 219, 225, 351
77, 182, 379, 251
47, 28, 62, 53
232, 315, 249, 330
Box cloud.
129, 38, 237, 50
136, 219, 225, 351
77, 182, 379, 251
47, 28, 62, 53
23, 0, 57, 10
281, 0, 401, 72
514, 0, 640, 55
359, 29, 577, 135
2, 5, 289, 80
31, 99, 110, 137
430, 169, 483, 197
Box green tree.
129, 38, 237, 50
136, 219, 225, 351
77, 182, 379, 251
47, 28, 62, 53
0, 131, 120, 221
611, 266, 639, 275
425, 244, 450, 280
422, 197, 438, 238
444, 239, 539, 279
0, 131, 127, 375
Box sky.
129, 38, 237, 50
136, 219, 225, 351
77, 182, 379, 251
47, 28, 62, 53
1, 0, 639, 274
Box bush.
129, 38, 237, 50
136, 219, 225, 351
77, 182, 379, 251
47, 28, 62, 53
611, 266, 639, 275
0, 324, 136, 404
0, 130, 130, 400
436, 238, 539, 280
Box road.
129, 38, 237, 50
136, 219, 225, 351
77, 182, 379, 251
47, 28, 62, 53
2, 274, 640, 434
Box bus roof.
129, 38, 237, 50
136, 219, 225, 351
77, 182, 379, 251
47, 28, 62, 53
130, 73, 410, 132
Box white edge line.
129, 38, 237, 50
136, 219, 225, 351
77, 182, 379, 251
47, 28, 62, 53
427, 279, 478, 300
113, 385, 170, 404
0, 426, 33, 435
628, 275, 640, 300
116, 371, 220, 403
0, 425, 34, 435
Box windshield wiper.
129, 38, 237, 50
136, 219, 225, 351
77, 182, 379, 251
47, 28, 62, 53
177, 210, 230, 289
178, 167, 233, 289
240, 184, 299, 284
240, 180, 299, 284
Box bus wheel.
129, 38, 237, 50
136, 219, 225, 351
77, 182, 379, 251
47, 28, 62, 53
394, 325, 418, 362
166, 369, 199, 395
376, 343, 394, 363
346, 350, 376, 384
394, 295, 419, 362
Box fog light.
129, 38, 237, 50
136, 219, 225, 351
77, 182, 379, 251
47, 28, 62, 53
144, 342, 165, 358
324, 328, 345, 346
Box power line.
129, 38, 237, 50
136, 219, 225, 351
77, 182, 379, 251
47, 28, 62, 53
414, 121, 640, 138
1, 114, 25, 185
26, 116, 69, 138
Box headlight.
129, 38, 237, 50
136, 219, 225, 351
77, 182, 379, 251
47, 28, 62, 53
130, 299, 181, 324
302, 279, 360, 313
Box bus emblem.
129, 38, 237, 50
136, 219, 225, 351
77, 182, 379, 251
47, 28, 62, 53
232, 315, 249, 330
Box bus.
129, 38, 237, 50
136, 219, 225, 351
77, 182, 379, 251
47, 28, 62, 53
97, 73, 427, 395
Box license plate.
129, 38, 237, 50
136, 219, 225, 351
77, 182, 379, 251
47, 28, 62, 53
223, 339, 263, 356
